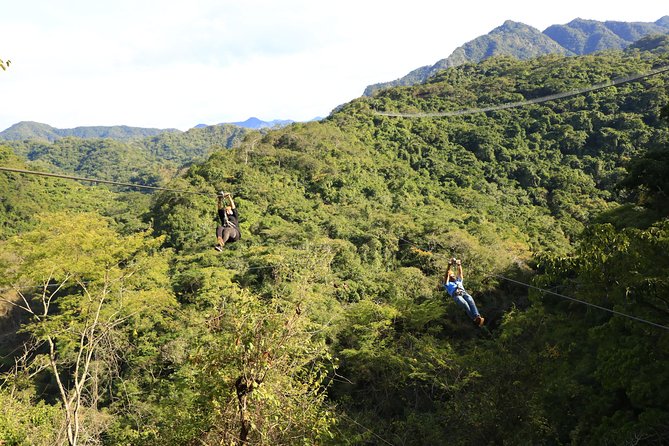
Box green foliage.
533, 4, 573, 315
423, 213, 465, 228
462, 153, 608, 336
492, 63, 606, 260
0, 145, 140, 239
0, 212, 177, 445
365, 17, 669, 95
105, 244, 339, 445
0, 388, 62, 446
618, 147, 669, 214
3, 47, 669, 445
3, 125, 250, 199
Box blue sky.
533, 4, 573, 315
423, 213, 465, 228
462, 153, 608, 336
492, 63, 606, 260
1, 0, 667, 131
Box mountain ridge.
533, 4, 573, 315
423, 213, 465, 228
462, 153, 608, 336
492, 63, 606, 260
0, 121, 181, 142
364, 16, 669, 95
0, 117, 301, 142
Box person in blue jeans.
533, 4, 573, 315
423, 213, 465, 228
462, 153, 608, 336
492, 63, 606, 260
443, 258, 485, 327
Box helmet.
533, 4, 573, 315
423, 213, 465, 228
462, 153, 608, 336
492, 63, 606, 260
217, 191, 227, 197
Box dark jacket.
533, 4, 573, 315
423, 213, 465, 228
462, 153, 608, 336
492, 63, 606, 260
218, 208, 240, 237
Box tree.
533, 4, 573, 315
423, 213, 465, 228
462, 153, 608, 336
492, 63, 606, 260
617, 104, 669, 215
0, 212, 175, 446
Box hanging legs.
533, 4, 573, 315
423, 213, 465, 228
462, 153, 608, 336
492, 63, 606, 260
453, 292, 485, 326
215, 225, 240, 251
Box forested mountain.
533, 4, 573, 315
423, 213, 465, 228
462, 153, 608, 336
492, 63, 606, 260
545, 17, 669, 54
365, 16, 669, 95
4, 124, 251, 186
1, 38, 669, 445
0, 118, 296, 143
0, 121, 180, 142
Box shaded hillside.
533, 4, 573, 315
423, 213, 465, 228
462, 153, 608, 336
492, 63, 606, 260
545, 17, 669, 54
0, 121, 179, 142
365, 16, 669, 95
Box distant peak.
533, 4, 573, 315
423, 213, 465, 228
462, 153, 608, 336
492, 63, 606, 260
495, 20, 537, 32
220, 117, 295, 130
567, 17, 599, 24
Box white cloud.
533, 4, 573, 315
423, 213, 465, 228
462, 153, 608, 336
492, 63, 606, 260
1, 0, 667, 130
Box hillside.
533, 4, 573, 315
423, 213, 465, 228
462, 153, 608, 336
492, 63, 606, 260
0, 118, 296, 143
147, 46, 669, 444
1, 45, 669, 445
3, 124, 251, 187
365, 16, 669, 95
545, 17, 669, 54
0, 121, 180, 142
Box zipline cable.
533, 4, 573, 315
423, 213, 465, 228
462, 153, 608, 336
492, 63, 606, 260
399, 238, 669, 331
0, 166, 214, 196
375, 64, 669, 118
489, 273, 669, 331
339, 412, 395, 446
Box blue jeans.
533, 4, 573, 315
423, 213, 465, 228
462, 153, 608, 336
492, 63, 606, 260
452, 291, 480, 320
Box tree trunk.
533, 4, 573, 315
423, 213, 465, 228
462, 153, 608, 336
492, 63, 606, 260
235, 376, 252, 444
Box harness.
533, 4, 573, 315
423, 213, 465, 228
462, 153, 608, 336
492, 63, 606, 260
448, 280, 465, 297
223, 214, 236, 228
221, 209, 237, 229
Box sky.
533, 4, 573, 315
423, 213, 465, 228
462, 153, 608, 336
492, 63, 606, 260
1, 1, 667, 131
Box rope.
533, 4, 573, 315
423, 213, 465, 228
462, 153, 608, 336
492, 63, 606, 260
375, 64, 669, 118
0, 166, 214, 197
489, 274, 669, 331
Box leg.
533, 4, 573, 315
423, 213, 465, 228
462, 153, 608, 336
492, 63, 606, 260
453, 294, 477, 320
462, 292, 480, 319
221, 227, 238, 244
216, 225, 225, 247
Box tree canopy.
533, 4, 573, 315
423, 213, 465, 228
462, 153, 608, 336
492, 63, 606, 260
1, 46, 669, 445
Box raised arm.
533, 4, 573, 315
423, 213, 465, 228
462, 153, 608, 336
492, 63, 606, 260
456, 259, 463, 280
443, 257, 457, 283
225, 193, 236, 210
444, 263, 452, 283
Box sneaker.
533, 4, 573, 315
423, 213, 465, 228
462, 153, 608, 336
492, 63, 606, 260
214, 245, 223, 252
473, 315, 485, 327
477, 316, 485, 327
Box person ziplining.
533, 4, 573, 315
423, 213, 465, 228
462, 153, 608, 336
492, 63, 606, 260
442, 258, 485, 327
215, 191, 241, 251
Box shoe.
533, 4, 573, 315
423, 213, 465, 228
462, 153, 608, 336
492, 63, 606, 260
214, 245, 223, 252
473, 316, 485, 327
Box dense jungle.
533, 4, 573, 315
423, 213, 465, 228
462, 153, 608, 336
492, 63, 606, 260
1, 36, 669, 445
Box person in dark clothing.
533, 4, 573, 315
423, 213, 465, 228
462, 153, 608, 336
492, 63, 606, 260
215, 192, 241, 251
442, 258, 485, 327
